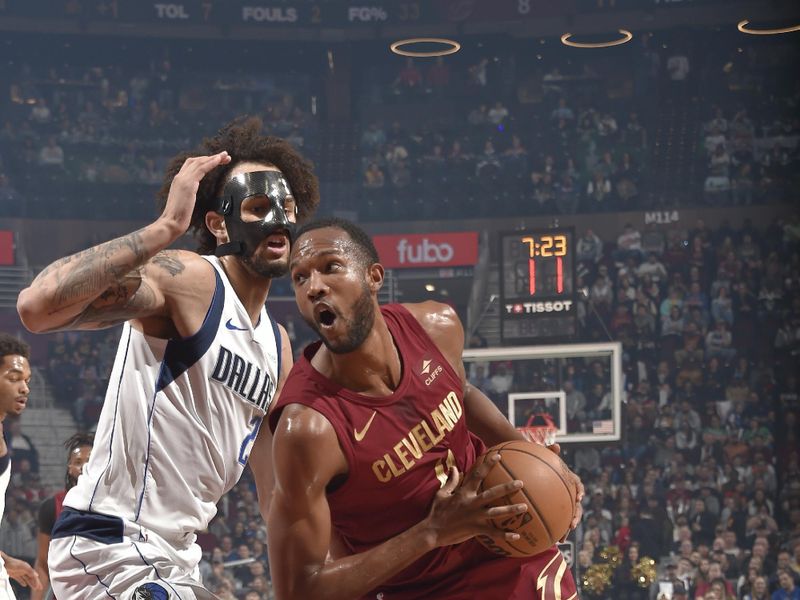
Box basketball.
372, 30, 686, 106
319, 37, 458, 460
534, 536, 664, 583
475, 440, 576, 558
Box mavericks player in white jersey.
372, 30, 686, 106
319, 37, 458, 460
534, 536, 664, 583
0, 333, 42, 597
17, 117, 319, 599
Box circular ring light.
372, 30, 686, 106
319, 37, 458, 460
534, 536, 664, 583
737, 19, 800, 35
560, 29, 633, 48
390, 38, 461, 58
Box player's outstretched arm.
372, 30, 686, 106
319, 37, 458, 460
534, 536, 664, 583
268, 405, 527, 600
17, 152, 230, 333
0, 551, 42, 590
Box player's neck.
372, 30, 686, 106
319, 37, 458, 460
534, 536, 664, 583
322, 317, 402, 396
219, 256, 272, 324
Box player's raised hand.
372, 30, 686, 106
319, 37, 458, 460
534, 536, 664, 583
423, 453, 527, 548
159, 151, 231, 235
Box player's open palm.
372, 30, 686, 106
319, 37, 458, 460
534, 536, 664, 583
425, 453, 527, 548
160, 151, 231, 234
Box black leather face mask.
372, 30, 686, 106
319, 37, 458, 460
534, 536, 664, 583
214, 170, 296, 258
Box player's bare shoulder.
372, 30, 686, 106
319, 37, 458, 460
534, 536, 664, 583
146, 250, 213, 292
273, 403, 347, 481
401, 301, 465, 364
402, 301, 463, 339
143, 250, 216, 331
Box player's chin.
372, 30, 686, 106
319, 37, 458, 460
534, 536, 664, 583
249, 254, 290, 279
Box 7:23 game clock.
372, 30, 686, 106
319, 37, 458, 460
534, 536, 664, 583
499, 229, 577, 342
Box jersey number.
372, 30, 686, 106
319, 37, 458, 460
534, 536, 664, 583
433, 449, 456, 488
238, 416, 262, 466
536, 551, 571, 599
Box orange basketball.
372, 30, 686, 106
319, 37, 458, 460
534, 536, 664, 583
475, 440, 576, 558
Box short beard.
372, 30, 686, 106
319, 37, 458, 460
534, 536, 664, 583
241, 250, 290, 279
311, 284, 375, 355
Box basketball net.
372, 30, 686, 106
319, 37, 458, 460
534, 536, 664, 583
519, 427, 557, 446
518, 413, 558, 447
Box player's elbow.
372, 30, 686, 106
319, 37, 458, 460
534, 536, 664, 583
16, 288, 52, 333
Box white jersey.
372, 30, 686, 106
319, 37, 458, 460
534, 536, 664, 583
64, 255, 282, 543
0, 457, 14, 599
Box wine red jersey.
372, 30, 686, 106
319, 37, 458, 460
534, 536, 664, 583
271, 304, 577, 599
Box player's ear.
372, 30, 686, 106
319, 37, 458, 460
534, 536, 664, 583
367, 262, 384, 293
205, 211, 228, 244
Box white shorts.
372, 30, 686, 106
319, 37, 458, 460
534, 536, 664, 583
0, 571, 16, 600
48, 508, 217, 600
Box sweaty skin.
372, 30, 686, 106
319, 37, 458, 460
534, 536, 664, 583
267, 225, 584, 600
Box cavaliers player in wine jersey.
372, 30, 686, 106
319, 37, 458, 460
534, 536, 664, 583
267, 218, 582, 600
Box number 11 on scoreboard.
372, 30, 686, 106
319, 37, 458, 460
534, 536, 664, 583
527, 257, 564, 296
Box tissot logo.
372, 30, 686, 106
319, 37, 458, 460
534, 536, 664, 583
421, 360, 444, 386
506, 300, 573, 314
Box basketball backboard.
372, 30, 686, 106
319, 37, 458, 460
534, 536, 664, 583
462, 342, 622, 443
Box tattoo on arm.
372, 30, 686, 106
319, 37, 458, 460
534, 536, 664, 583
44, 229, 147, 310
68, 268, 159, 330
152, 252, 186, 277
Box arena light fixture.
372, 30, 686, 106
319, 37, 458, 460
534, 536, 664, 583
737, 19, 800, 35
560, 29, 633, 48
390, 37, 461, 58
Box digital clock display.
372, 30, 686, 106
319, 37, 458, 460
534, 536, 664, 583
501, 232, 574, 299
499, 229, 577, 342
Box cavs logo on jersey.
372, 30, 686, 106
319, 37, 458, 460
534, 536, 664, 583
133, 582, 169, 600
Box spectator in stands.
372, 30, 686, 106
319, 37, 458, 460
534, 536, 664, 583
638, 252, 668, 284
393, 58, 423, 93
585, 171, 613, 210
744, 575, 770, 600
425, 57, 450, 94
487, 101, 509, 127
666, 47, 690, 82
30, 98, 51, 125
577, 228, 603, 265
38, 136, 64, 168
616, 223, 644, 262
549, 98, 573, 123
360, 122, 386, 151
363, 163, 385, 189
773, 569, 800, 600
5, 418, 38, 474
467, 57, 489, 88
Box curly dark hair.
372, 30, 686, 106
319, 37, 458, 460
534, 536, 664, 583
64, 432, 94, 456
0, 333, 30, 361
156, 116, 320, 255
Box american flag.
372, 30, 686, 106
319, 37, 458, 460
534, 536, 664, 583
592, 420, 614, 434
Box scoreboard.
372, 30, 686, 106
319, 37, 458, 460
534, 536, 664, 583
499, 229, 577, 343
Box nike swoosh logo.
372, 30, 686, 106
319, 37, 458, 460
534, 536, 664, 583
353, 411, 377, 442
225, 318, 248, 331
